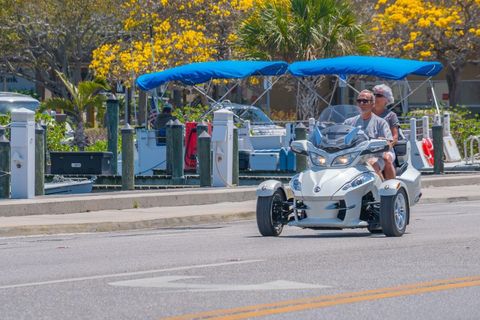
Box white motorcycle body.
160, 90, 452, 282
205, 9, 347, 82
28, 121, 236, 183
255, 105, 422, 237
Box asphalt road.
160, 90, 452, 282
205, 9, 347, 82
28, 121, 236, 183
0, 200, 479, 320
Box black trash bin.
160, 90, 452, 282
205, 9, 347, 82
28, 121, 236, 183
239, 150, 251, 171
50, 151, 114, 175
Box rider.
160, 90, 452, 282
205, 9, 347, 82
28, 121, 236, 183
372, 84, 399, 180
154, 102, 177, 144
344, 89, 393, 180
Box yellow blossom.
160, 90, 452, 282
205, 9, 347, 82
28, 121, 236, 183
419, 50, 432, 58
91, 0, 250, 83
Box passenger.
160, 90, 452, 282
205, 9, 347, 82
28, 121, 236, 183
344, 89, 393, 180
154, 103, 177, 144
372, 84, 399, 180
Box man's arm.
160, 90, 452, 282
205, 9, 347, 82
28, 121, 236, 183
389, 112, 400, 146
380, 119, 393, 147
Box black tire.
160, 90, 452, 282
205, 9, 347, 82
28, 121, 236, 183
380, 188, 409, 237
256, 189, 286, 236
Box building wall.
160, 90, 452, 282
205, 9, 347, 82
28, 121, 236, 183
0, 73, 36, 92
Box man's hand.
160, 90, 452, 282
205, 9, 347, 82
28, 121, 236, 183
377, 137, 394, 149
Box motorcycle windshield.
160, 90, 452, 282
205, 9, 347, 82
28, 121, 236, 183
313, 105, 367, 152
318, 104, 361, 124
316, 125, 367, 152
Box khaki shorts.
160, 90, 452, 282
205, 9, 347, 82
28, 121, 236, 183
368, 156, 385, 171
384, 150, 396, 162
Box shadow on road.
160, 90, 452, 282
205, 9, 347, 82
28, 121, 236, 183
246, 232, 377, 239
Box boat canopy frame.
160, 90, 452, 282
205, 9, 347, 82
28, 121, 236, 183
288, 56, 443, 116
136, 60, 289, 121
136, 56, 443, 120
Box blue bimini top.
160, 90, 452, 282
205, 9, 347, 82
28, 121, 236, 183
136, 60, 288, 91
288, 56, 443, 80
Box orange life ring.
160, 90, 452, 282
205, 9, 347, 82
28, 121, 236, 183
422, 138, 434, 166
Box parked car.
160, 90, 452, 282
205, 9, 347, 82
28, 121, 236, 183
0, 92, 40, 114
219, 102, 285, 136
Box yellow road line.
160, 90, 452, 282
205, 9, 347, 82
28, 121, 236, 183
162, 276, 480, 320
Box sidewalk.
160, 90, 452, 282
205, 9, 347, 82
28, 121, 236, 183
0, 176, 479, 237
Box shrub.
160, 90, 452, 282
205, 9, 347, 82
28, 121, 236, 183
172, 104, 212, 123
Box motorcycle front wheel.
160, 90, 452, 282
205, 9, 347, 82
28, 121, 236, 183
256, 189, 286, 236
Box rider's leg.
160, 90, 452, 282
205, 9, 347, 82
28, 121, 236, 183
368, 157, 384, 181
383, 151, 396, 180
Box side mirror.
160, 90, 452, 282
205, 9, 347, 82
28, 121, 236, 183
290, 140, 309, 156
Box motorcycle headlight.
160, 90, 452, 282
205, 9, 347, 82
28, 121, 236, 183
310, 153, 327, 166
341, 172, 375, 191
289, 175, 302, 191
332, 152, 359, 167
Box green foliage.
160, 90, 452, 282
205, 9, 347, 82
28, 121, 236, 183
236, 0, 369, 62
405, 106, 480, 157
83, 127, 121, 152
51, 71, 109, 122
35, 113, 75, 152
42, 71, 110, 150
0, 113, 11, 140
12, 89, 40, 100
236, 0, 368, 119
85, 139, 108, 152
84, 128, 109, 152
0, 113, 10, 126
172, 104, 212, 123
0, 111, 122, 153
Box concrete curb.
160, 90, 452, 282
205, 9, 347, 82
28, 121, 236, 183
2, 193, 480, 237
0, 188, 257, 217
419, 195, 480, 204
0, 174, 478, 218
0, 211, 256, 237
421, 175, 480, 188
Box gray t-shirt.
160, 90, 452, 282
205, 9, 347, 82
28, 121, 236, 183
378, 110, 399, 129
344, 113, 393, 141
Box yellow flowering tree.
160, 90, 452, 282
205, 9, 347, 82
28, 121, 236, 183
372, 0, 480, 106
91, 0, 261, 87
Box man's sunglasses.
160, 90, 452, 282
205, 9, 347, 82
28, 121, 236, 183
374, 93, 384, 98
356, 99, 372, 104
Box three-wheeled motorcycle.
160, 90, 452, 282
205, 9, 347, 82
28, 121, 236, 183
256, 104, 422, 237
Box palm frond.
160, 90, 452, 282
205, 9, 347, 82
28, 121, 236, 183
55, 71, 78, 99
43, 97, 75, 112
236, 0, 369, 61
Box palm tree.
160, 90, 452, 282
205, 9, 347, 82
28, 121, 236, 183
44, 71, 109, 150
237, 0, 369, 119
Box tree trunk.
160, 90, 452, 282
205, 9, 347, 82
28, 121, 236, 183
86, 105, 95, 128
73, 120, 87, 151
72, 61, 82, 85
138, 90, 147, 126
296, 77, 323, 120
445, 63, 462, 107
125, 87, 132, 125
